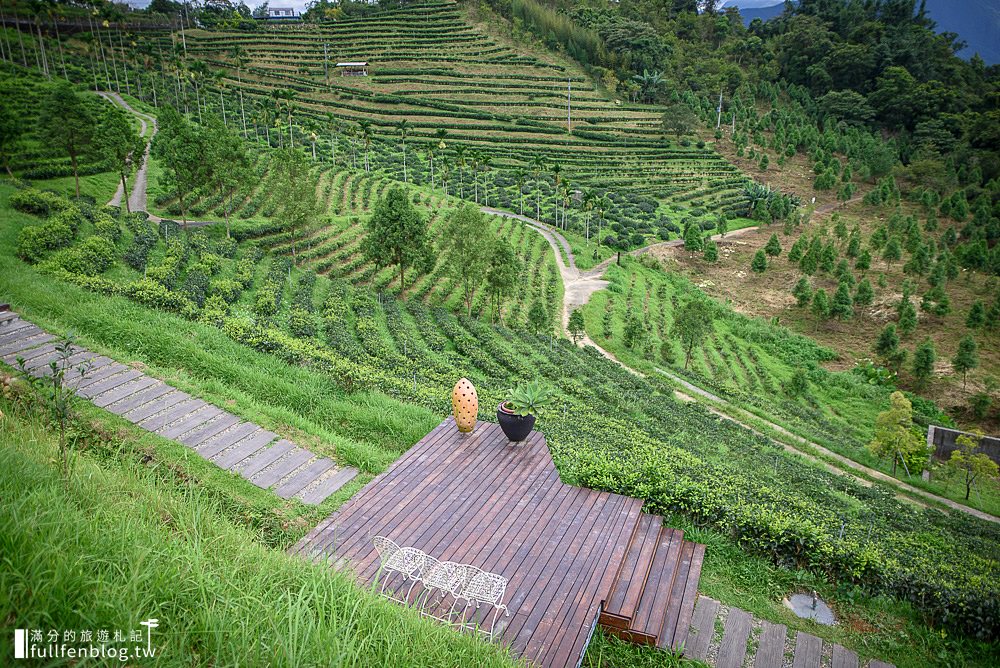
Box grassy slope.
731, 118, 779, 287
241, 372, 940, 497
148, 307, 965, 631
0, 398, 518, 668
583, 259, 1000, 517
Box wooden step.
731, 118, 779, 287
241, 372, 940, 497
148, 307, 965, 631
662, 541, 706, 650
599, 512, 662, 629
604, 527, 685, 645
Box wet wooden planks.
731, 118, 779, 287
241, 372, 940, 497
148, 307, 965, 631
0, 313, 356, 505
292, 418, 669, 668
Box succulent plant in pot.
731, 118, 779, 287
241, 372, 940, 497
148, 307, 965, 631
497, 381, 555, 442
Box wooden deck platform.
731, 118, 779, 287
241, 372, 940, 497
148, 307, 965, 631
292, 417, 704, 667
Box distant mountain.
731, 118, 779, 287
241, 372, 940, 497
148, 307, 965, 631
721, 0, 1000, 65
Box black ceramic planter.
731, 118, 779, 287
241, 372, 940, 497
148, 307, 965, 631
497, 403, 535, 442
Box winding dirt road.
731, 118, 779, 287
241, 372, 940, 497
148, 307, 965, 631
483, 205, 999, 524
97, 91, 215, 227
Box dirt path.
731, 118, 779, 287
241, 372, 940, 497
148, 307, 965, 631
483, 205, 999, 524
98, 91, 154, 213
97, 91, 217, 228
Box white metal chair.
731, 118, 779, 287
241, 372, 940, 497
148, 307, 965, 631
454, 565, 510, 640
420, 557, 469, 620
372, 536, 424, 599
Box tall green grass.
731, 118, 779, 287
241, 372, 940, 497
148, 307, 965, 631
0, 402, 520, 667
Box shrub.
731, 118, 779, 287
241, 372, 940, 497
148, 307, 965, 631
16, 211, 79, 263
9, 188, 72, 216
94, 216, 122, 242
211, 279, 243, 304
288, 306, 318, 338
44, 236, 117, 276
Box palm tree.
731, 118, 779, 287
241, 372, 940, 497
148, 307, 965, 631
395, 119, 409, 183
188, 59, 208, 123
5, 0, 27, 68
214, 70, 228, 126
454, 144, 467, 198
432, 128, 447, 189
309, 126, 318, 161
440, 158, 451, 195
230, 45, 249, 137
358, 119, 373, 172
425, 142, 435, 189
470, 150, 481, 204
582, 188, 596, 243
0, 4, 9, 65
595, 195, 611, 247
27, 0, 49, 78
346, 124, 358, 169
282, 89, 297, 147
531, 155, 546, 220
116, 26, 132, 96
45, 0, 68, 79
550, 162, 562, 226
327, 113, 338, 164
254, 99, 272, 145
515, 168, 527, 215
560, 180, 572, 230
100, 5, 123, 92
480, 154, 493, 207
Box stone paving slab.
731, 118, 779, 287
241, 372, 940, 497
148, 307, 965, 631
0, 313, 356, 505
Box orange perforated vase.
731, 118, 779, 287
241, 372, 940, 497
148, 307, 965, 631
452, 378, 478, 433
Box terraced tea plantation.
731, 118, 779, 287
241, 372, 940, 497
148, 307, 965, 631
6, 184, 999, 649
583, 261, 888, 450
251, 207, 561, 323
154, 0, 748, 247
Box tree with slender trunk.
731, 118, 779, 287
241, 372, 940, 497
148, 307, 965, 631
595, 195, 610, 247
327, 113, 338, 164
0, 95, 25, 176
583, 189, 596, 243
46, 1, 68, 79
480, 154, 492, 206
396, 119, 409, 183
454, 144, 466, 198
28, 0, 49, 78
531, 154, 546, 220
271, 147, 320, 261
362, 185, 433, 290
425, 142, 435, 188
97, 104, 145, 213
358, 119, 373, 172
515, 168, 527, 215
230, 45, 249, 137
11, 0, 28, 68
155, 104, 209, 229
470, 150, 481, 203
43, 82, 97, 198
550, 161, 562, 225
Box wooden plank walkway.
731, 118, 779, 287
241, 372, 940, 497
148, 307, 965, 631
682, 596, 896, 668
292, 417, 704, 668
0, 310, 357, 505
